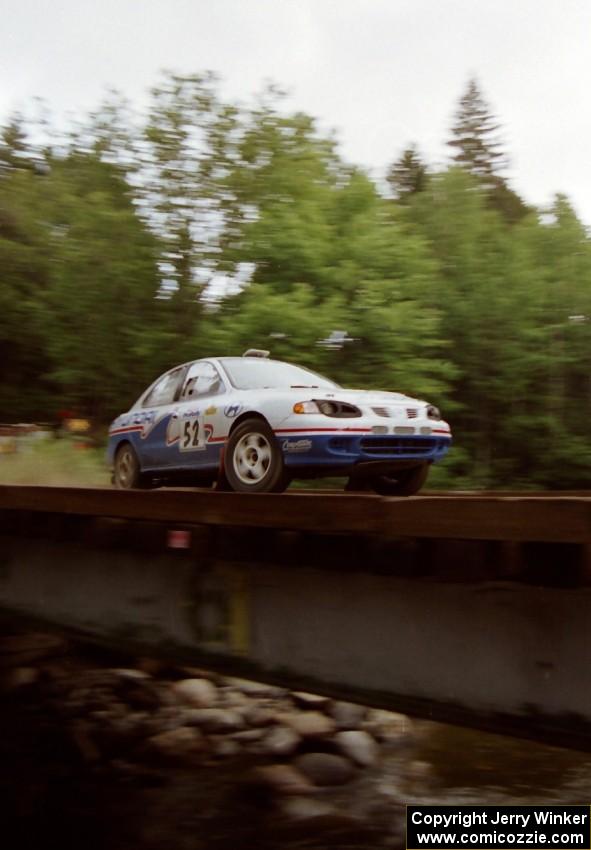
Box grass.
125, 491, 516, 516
0, 436, 460, 492
0, 438, 110, 487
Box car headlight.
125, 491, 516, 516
293, 400, 361, 417
293, 401, 321, 414
426, 405, 441, 421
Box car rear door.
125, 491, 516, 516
137, 366, 186, 469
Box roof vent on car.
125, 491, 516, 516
243, 349, 270, 358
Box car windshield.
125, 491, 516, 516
220, 358, 340, 391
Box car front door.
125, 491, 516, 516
168, 361, 226, 471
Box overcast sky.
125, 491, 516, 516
2, 0, 590, 223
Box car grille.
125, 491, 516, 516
359, 436, 439, 456
371, 406, 420, 419
329, 437, 357, 453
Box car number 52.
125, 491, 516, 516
180, 417, 204, 451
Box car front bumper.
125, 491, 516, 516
276, 428, 452, 469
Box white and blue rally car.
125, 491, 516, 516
108, 350, 451, 495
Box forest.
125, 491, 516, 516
1, 75, 590, 489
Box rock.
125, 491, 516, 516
1, 666, 39, 690
285, 810, 369, 833
113, 675, 162, 710
376, 780, 405, 803
293, 752, 356, 786
249, 764, 316, 795
334, 730, 379, 767
210, 736, 241, 758
367, 708, 409, 727
42, 662, 69, 682
70, 721, 101, 762
125, 687, 162, 711
259, 725, 301, 757
0, 633, 67, 667
225, 676, 285, 698
267, 809, 373, 846
243, 705, 276, 727
219, 688, 250, 708
153, 686, 178, 708
291, 691, 331, 710
171, 678, 217, 708
365, 709, 411, 743
278, 798, 336, 820
144, 727, 206, 762
109, 668, 151, 682
231, 728, 265, 743
95, 711, 154, 749
90, 706, 126, 723
182, 707, 244, 733
136, 657, 167, 676
329, 700, 367, 728
108, 759, 167, 788
177, 666, 223, 684
406, 759, 433, 783
141, 706, 188, 733
277, 711, 336, 738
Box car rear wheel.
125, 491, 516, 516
366, 463, 429, 496
225, 418, 288, 493
113, 443, 143, 489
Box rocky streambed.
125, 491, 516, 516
0, 633, 412, 849
2, 633, 591, 850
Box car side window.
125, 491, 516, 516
143, 368, 183, 407
180, 362, 224, 400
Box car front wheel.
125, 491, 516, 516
225, 418, 288, 493
366, 463, 429, 496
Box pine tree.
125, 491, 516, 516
0, 116, 32, 174
448, 79, 506, 185
447, 79, 530, 223
386, 144, 427, 201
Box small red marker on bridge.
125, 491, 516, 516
167, 529, 191, 549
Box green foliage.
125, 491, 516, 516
220, 96, 343, 294
43, 156, 167, 419
0, 168, 55, 418
205, 283, 344, 369
0, 136, 166, 421
408, 170, 591, 486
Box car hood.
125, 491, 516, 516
318, 388, 422, 406
243, 387, 425, 408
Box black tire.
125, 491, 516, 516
367, 463, 429, 496
224, 418, 288, 493
113, 443, 143, 490
344, 476, 371, 493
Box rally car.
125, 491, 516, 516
108, 350, 451, 495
